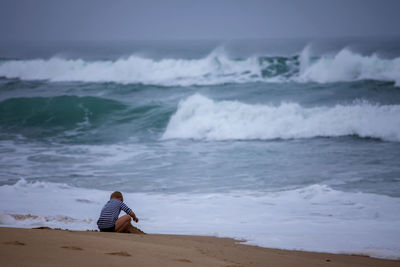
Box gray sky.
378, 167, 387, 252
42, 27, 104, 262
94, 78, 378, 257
1, 0, 400, 41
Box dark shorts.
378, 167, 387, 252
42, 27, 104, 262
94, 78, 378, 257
99, 226, 115, 232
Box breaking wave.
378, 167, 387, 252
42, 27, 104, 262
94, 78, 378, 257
0, 48, 262, 86
297, 47, 400, 86
1, 47, 400, 86
162, 94, 400, 142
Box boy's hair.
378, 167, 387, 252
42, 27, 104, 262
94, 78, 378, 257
110, 191, 123, 200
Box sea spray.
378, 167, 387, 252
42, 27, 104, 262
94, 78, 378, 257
299, 45, 311, 75
297, 48, 400, 86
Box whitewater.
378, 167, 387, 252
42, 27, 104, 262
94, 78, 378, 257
0, 39, 400, 259
0, 179, 399, 259
1, 47, 400, 86
162, 94, 400, 142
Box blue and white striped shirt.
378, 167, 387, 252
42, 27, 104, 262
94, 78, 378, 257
97, 199, 132, 229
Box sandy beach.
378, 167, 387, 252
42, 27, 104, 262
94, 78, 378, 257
0, 227, 399, 267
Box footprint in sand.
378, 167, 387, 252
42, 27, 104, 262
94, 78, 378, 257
105, 251, 131, 257
61, 246, 84, 251
4, 241, 26, 246
173, 258, 192, 263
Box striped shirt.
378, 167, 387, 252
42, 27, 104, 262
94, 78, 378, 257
97, 199, 132, 229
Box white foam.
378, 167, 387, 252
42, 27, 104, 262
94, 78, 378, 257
297, 48, 400, 86
162, 94, 400, 142
1, 47, 400, 86
0, 179, 399, 259
0, 48, 262, 86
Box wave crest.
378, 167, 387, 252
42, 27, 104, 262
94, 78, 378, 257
0, 48, 262, 86
1, 47, 400, 86
297, 48, 400, 86
162, 94, 400, 142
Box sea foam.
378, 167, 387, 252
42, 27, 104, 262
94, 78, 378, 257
0, 48, 262, 86
297, 48, 400, 86
162, 94, 400, 142
1, 47, 400, 86
0, 179, 399, 259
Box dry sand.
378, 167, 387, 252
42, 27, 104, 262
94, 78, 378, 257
0, 227, 399, 267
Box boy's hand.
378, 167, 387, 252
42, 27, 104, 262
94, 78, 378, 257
129, 211, 139, 223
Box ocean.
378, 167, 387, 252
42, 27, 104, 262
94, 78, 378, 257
0, 38, 399, 259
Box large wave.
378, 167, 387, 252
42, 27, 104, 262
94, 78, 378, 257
0, 48, 262, 86
297, 47, 400, 86
162, 94, 400, 142
1, 47, 400, 86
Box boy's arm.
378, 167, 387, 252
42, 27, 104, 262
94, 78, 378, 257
120, 201, 139, 223
129, 211, 139, 223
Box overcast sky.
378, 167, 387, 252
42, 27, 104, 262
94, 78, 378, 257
1, 0, 400, 41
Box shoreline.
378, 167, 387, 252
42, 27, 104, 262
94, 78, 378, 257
1, 227, 399, 267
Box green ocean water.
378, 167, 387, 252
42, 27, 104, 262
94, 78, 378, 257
0, 38, 400, 196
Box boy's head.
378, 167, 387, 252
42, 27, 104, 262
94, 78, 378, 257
110, 191, 123, 202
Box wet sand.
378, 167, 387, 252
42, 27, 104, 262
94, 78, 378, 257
0, 227, 399, 267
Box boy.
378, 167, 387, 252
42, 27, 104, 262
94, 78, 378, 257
97, 191, 139, 232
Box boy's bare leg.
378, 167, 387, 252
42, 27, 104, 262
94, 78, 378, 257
115, 215, 132, 232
